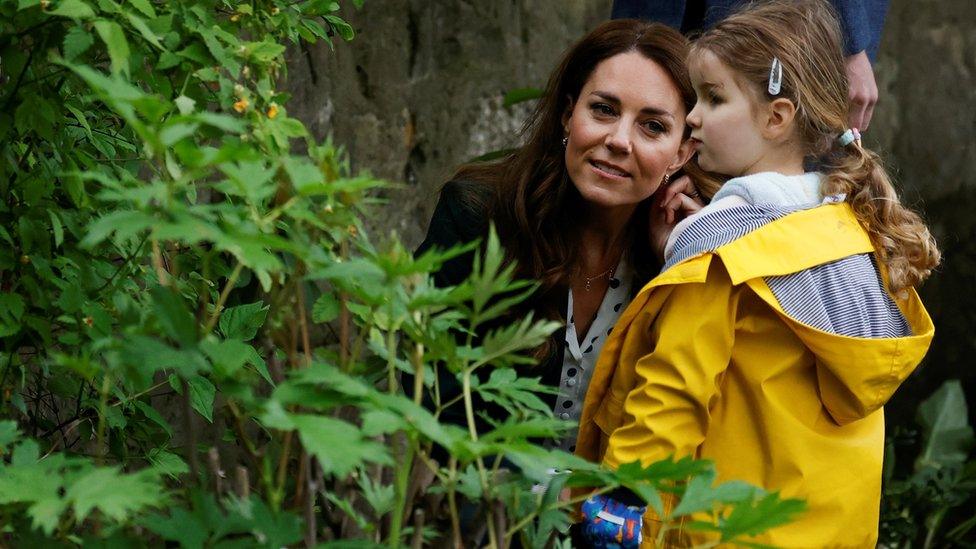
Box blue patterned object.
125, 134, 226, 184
581, 494, 645, 548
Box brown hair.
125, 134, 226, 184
450, 20, 706, 358
691, 0, 939, 292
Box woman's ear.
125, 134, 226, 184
561, 94, 576, 131
762, 97, 798, 140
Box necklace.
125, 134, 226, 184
582, 262, 617, 292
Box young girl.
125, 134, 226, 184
575, 1, 940, 547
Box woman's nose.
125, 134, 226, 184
604, 123, 632, 154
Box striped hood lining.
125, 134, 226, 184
662, 203, 910, 340
663, 202, 801, 272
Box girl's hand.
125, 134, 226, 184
649, 175, 705, 261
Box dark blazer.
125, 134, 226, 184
611, 0, 889, 61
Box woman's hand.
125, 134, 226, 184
649, 175, 705, 261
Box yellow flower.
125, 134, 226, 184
233, 97, 249, 113
230, 13, 240, 22
266, 103, 279, 119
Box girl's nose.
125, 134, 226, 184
686, 104, 702, 128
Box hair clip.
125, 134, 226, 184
837, 128, 861, 147
768, 57, 783, 95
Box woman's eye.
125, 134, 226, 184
591, 103, 615, 116
643, 120, 666, 134
707, 91, 723, 104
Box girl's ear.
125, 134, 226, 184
670, 136, 697, 172
762, 97, 798, 140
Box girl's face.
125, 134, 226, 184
686, 49, 767, 177
563, 52, 693, 215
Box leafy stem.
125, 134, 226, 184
202, 262, 244, 335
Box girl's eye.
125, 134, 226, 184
707, 90, 723, 104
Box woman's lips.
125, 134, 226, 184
688, 138, 703, 151
589, 160, 631, 179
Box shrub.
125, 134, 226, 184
0, 0, 803, 546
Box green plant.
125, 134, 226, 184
0, 0, 804, 546
880, 380, 976, 548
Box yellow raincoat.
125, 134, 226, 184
574, 202, 934, 547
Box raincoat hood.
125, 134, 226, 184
666, 199, 935, 425
765, 270, 933, 425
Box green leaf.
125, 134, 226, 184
290, 414, 392, 477
63, 25, 95, 60
66, 467, 163, 522
187, 376, 216, 422
218, 301, 269, 341
324, 15, 354, 41
142, 507, 208, 549
0, 421, 20, 451
47, 210, 64, 248
245, 345, 273, 385
14, 95, 56, 140
311, 292, 341, 323
81, 209, 155, 247
150, 286, 198, 346
916, 380, 975, 469
359, 409, 406, 436
175, 95, 196, 115
48, 0, 95, 19
125, 12, 164, 50
65, 104, 93, 141
357, 473, 395, 516
198, 27, 240, 75
456, 464, 483, 500
93, 20, 131, 76
127, 0, 156, 18
717, 492, 806, 542
477, 368, 557, 416
135, 401, 173, 437
194, 111, 245, 132
159, 120, 199, 146
146, 449, 188, 479
283, 157, 323, 194
246, 40, 286, 63
0, 293, 25, 338
201, 338, 251, 378
671, 471, 757, 517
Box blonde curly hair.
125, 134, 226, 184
692, 0, 940, 292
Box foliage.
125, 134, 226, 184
0, 0, 803, 546
879, 380, 976, 548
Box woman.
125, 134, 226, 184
416, 19, 713, 450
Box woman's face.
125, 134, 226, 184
563, 51, 693, 214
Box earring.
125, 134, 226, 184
662, 173, 670, 185
562, 137, 568, 147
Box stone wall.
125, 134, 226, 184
868, 0, 976, 423
286, 0, 612, 245
285, 0, 976, 419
